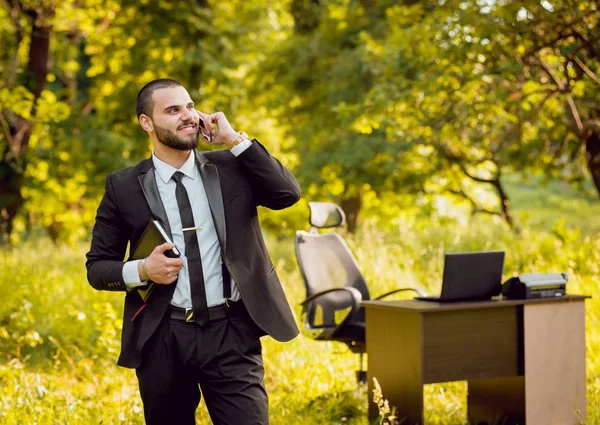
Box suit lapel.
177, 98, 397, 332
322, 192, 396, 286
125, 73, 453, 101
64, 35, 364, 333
138, 158, 173, 240
195, 151, 227, 255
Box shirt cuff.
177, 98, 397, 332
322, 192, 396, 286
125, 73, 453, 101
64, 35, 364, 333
123, 260, 147, 290
229, 139, 252, 156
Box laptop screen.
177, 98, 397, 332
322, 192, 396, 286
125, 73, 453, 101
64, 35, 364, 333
440, 251, 505, 301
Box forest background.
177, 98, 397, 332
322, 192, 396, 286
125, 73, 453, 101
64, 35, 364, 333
0, 0, 599, 424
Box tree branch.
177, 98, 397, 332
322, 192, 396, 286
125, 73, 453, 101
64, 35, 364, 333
521, 30, 573, 62
456, 159, 496, 184
437, 143, 498, 184
446, 188, 500, 217
570, 55, 600, 85
0, 111, 15, 145
566, 95, 584, 133
535, 56, 566, 91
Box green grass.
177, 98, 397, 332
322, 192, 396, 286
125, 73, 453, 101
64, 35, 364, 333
503, 173, 600, 234
0, 192, 599, 424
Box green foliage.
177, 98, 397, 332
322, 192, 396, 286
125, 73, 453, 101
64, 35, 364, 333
255, 0, 600, 226
0, 0, 300, 244
1, 0, 599, 242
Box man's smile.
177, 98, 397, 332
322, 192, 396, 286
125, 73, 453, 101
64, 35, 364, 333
178, 123, 197, 134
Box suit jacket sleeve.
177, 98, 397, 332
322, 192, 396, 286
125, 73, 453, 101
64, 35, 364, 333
85, 173, 130, 292
235, 140, 302, 210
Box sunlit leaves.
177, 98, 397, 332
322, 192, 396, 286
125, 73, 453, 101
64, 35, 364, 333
0, 86, 34, 119
36, 90, 71, 123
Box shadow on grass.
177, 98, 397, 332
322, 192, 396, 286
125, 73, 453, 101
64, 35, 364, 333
292, 387, 369, 425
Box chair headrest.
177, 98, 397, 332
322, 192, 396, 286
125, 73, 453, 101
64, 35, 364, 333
308, 202, 346, 229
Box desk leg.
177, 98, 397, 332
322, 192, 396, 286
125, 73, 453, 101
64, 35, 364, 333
468, 300, 587, 425
367, 309, 424, 425
523, 301, 586, 425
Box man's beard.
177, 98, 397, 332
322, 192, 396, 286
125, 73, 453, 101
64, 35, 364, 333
154, 123, 199, 151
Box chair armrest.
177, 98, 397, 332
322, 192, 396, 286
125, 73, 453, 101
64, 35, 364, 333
299, 287, 363, 335
301, 287, 362, 309
374, 287, 427, 300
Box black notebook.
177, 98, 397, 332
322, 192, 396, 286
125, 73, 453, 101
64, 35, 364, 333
129, 220, 180, 302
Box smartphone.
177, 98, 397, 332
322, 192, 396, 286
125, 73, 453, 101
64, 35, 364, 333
198, 117, 212, 142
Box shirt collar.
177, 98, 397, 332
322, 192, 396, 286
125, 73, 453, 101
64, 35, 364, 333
152, 150, 197, 184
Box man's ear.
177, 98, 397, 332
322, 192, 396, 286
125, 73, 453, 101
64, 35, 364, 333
139, 114, 154, 132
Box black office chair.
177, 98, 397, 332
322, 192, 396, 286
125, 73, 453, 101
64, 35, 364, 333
294, 202, 426, 382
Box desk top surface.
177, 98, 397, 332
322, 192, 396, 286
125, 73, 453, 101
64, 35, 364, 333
361, 295, 590, 313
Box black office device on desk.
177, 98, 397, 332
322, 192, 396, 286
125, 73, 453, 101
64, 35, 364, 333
416, 251, 505, 302
502, 273, 568, 299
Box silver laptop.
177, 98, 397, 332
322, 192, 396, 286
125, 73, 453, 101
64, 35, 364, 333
416, 251, 505, 302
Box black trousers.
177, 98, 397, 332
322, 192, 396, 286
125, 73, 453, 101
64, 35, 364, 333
135, 304, 268, 425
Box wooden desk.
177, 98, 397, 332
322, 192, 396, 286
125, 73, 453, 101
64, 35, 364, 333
362, 296, 588, 425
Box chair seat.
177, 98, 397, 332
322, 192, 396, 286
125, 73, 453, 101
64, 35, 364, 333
332, 321, 365, 342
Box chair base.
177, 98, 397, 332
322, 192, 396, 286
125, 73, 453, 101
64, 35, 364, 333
355, 352, 367, 384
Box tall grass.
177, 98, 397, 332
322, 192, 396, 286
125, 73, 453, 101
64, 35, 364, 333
0, 213, 598, 424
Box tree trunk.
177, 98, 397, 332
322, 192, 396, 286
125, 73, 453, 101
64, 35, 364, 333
26, 18, 51, 101
492, 177, 513, 227
341, 193, 363, 233
0, 159, 24, 243
585, 131, 600, 196
0, 9, 52, 244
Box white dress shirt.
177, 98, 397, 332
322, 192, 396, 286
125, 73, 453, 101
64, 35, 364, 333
122, 140, 251, 308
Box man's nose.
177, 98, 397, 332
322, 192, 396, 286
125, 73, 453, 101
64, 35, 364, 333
181, 108, 195, 121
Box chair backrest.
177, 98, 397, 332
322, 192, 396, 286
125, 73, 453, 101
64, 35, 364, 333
294, 202, 371, 328
306, 201, 346, 230
295, 231, 371, 302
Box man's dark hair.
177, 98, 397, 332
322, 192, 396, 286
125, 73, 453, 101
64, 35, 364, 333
136, 78, 182, 118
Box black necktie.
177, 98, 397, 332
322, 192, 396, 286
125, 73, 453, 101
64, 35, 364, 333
172, 171, 209, 325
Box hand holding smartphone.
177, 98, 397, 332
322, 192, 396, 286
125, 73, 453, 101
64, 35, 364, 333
198, 117, 213, 142
196, 110, 237, 146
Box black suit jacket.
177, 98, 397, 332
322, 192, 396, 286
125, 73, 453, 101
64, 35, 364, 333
86, 141, 301, 368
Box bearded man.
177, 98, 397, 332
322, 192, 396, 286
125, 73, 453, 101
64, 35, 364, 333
86, 78, 301, 425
